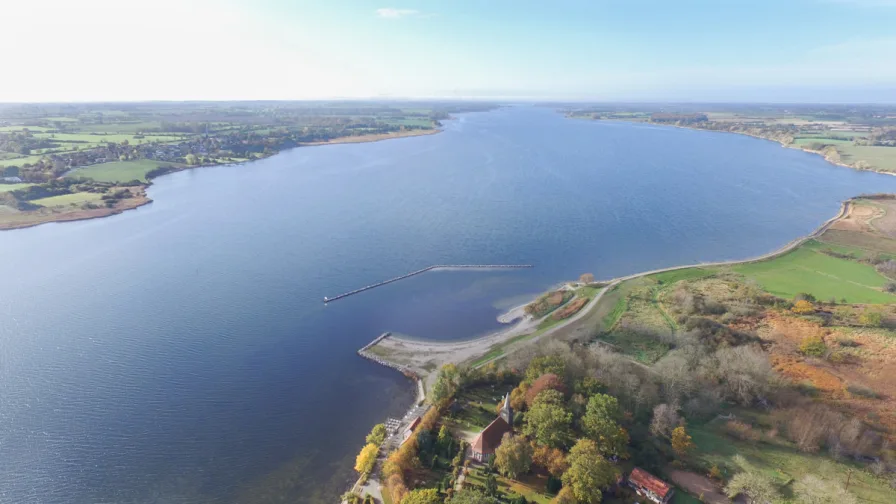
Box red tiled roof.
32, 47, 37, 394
406, 416, 421, 433
471, 417, 512, 455
629, 467, 672, 499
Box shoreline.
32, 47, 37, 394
360, 197, 851, 377
0, 128, 442, 232
574, 115, 895, 177
0, 191, 152, 231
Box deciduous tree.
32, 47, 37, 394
794, 474, 857, 504
725, 461, 779, 504
671, 426, 694, 457
366, 423, 387, 446
354, 443, 378, 475
650, 403, 681, 437
525, 355, 566, 384
523, 389, 572, 448
533, 444, 569, 477
494, 433, 534, 479
525, 373, 567, 407
401, 488, 442, 504
561, 439, 617, 504
581, 393, 629, 457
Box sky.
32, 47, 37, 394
4, 0, 896, 102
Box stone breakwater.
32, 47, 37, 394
357, 333, 415, 378
323, 264, 533, 303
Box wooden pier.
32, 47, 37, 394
324, 264, 532, 303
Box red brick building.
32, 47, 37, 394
470, 393, 513, 461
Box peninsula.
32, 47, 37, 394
346, 195, 896, 504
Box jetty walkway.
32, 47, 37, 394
323, 264, 532, 303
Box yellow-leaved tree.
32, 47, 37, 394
671, 426, 695, 457
354, 443, 378, 475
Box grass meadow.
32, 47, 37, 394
68, 160, 179, 183
733, 246, 896, 303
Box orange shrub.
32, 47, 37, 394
553, 297, 588, 320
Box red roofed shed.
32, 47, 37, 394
627, 467, 674, 504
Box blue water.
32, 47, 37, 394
2, 107, 896, 503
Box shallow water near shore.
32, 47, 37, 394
2, 107, 896, 503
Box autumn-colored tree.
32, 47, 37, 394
386, 474, 408, 503
509, 383, 528, 411
525, 355, 566, 384
671, 426, 695, 457
579, 273, 595, 284
561, 439, 618, 504
525, 373, 567, 407
574, 376, 605, 397
419, 407, 440, 432
354, 443, 378, 474
533, 443, 569, 477
792, 300, 815, 314
494, 433, 534, 479
708, 464, 722, 481
401, 488, 441, 504
523, 389, 573, 448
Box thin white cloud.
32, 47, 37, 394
376, 8, 421, 19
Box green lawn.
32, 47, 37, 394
733, 246, 896, 303
0, 183, 34, 193
68, 159, 179, 183
32, 192, 103, 207
690, 422, 893, 504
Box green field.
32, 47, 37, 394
838, 144, 896, 172
68, 159, 179, 183
74, 122, 163, 133
791, 137, 854, 147
733, 245, 896, 303
0, 125, 52, 132
0, 154, 45, 167
32, 192, 103, 207
35, 133, 182, 149
649, 267, 715, 285
0, 183, 34, 193
690, 422, 893, 504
